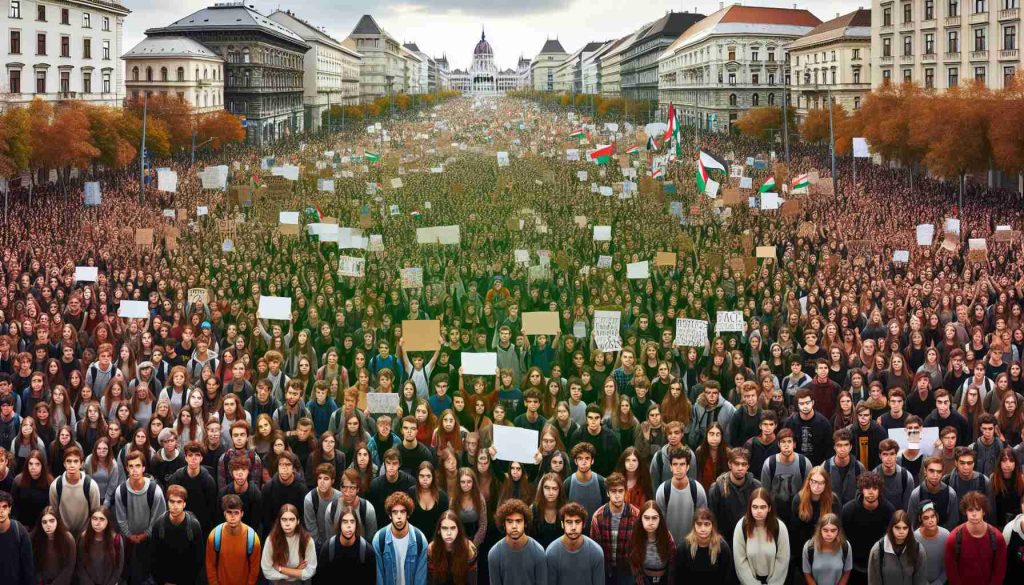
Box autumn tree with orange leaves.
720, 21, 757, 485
197, 111, 245, 151
734, 106, 797, 141
908, 83, 992, 198
989, 73, 1024, 190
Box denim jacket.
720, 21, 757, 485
372, 525, 428, 585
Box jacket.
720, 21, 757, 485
707, 471, 762, 537
371, 526, 427, 585
590, 502, 639, 574
692, 395, 737, 445
867, 535, 927, 585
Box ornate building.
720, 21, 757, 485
122, 36, 225, 114
449, 29, 520, 95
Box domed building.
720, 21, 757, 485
449, 29, 523, 95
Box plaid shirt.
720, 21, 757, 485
589, 502, 639, 574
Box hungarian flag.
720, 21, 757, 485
589, 144, 613, 165
411, 210, 423, 219
646, 136, 658, 151
314, 204, 325, 222
652, 168, 664, 179
569, 128, 586, 140
365, 151, 381, 163
792, 174, 810, 190
626, 145, 640, 155
250, 174, 265, 189
664, 103, 677, 143
759, 176, 776, 193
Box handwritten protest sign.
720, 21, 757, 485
593, 310, 622, 352
716, 311, 745, 333
674, 319, 709, 347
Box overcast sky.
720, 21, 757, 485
124, 0, 864, 70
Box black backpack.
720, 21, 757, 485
327, 535, 369, 563
54, 475, 96, 513
806, 540, 850, 569
155, 510, 198, 542
660, 479, 699, 508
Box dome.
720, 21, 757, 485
474, 29, 492, 56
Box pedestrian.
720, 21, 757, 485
944, 492, 1007, 585
371, 491, 428, 585
314, 505, 376, 584
0, 489, 34, 585
867, 510, 926, 585
30, 506, 76, 585
487, 497, 548, 585
113, 451, 166, 585
801, 513, 851, 585
76, 506, 123, 585
150, 484, 204, 585
733, 486, 789, 585
206, 494, 261, 585
261, 504, 317, 585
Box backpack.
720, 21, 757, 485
115, 480, 157, 524
213, 523, 256, 565
954, 526, 998, 576
376, 526, 425, 563
660, 478, 699, 509
768, 456, 809, 506
326, 498, 368, 529
54, 475, 96, 513
155, 510, 197, 542
327, 535, 369, 563
807, 540, 850, 569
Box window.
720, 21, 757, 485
83, 38, 90, 58
948, 66, 959, 86
102, 40, 109, 59
10, 30, 20, 54
832, 51, 837, 62
904, 3, 912, 22
1004, 65, 1016, 84
160, 66, 168, 81
9, 0, 20, 18
950, 0, 960, 16
926, 0, 935, 18
728, 73, 736, 84
949, 30, 960, 51
853, 48, 861, 60
853, 97, 860, 109
35, 70, 44, 93
60, 8, 68, 24
177, 66, 184, 81
9, 70, 20, 92
131, 66, 138, 80
102, 16, 109, 31
102, 71, 110, 93
975, 27, 986, 50
728, 48, 736, 60
926, 67, 935, 87
768, 51, 775, 62
884, 6, 893, 25
59, 71, 69, 93
83, 71, 91, 93
883, 69, 893, 82
975, 0, 986, 13
884, 37, 893, 56
752, 93, 760, 106
243, 48, 250, 63
145, 66, 152, 81
83, 13, 90, 28
729, 93, 737, 106
1007, 0, 1020, 8
854, 69, 862, 83
767, 93, 775, 104
768, 73, 775, 84
926, 33, 935, 53
36, 33, 45, 55
60, 35, 69, 57
904, 36, 913, 55
904, 69, 913, 81
975, 66, 986, 82
1005, 26, 1017, 50
752, 73, 759, 84
36, 4, 44, 20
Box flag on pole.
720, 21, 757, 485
250, 174, 265, 189
791, 174, 810, 191
365, 151, 381, 163
699, 151, 728, 174
314, 204, 325, 222
569, 128, 586, 140
646, 136, 658, 151
652, 168, 664, 179
589, 144, 614, 165
759, 176, 776, 193
625, 145, 640, 155
696, 158, 709, 193
664, 103, 677, 144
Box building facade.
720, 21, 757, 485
871, 0, 1021, 90
401, 44, 422, 94
435, 54, 449, 90
600, 33, 638, 97
530, 38, 567, 91
789, 9, 872, 120
402, 43, 431, 94
658, 4, 821, 132
2, 0, 130, 112
268, 10, 360, 132
146, 2, 308, 144
517, 55, 531, 89
344, 14, 406, 100
122, 36, 224, 113
621, 11, 704, 103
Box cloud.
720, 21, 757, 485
387, 0, 565, 16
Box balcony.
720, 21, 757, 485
901, 54, 916, 62
998, 8, 1020, 20
970, 49, 990, 59
999, 48, 1020, 59
921, 18, 938, 28
900, 21, 916, 30
880, 55, 895, 64
969, 11, 990, 24
880, 24, 894, 33
945, 16, 962, 26
922, 52, 938, 62
944, 51, 963, 60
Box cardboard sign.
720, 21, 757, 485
493, 426, 540, 464
716, 311, 745, 333
626, 261, 650, 279
755, 246, 776, 259
522, 312, 560, 335
187, 288, 209, 304
402, 320, 441, 351
655, 252, 677, 267
118, 300, 150, 319
401, 267, 424, 288
134, 228, 154, 247
338, 256, 365, 277
365, 392, 400, 414
258, 296, 292, 320
593, 310, 622, 352
75, 267, 98, 282
674, 318, 709, 347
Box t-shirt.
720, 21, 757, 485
656, 480, 708, 545
567, 473, 604, 521
802, 542, 852, 585
544, 536, 605, 585
391, 531, 410, 585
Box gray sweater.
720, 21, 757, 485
114, 478, 166, 537
913, 527, 949, 585
49, 472, 102, 535
867, 536, 927, 585
488, 537, 548, 585
544, 536, 605, 585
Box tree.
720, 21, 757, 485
858, 82, 927, 171
909, 82, 992, 195
86, 106, 136, 170
31, 102, 99, 183
988, 73, 1024, 182
197, 111, 245, 151
394, 94, 411, 111
126, 94, 195, 153
800, 104, 848, 144
734, 106, 792, 140
0, 108, 31, 179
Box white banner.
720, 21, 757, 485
674, 318, 709, 347
593, 310, 622, 352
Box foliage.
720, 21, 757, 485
907, 82, 992, 181
197, 111, 245, 151
988, 73, 1024, 176
734, 106, 795, 141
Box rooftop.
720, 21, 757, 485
148, 3, 307, 48
661, 4, 821, 57
122, 36, 223, 60
538, 39, 567, 55
789, 8, 871, 49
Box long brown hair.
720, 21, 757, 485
532, 472, 567, 512
268, 504, 311, 568
810, 513, 846, 553
660, 381, 692, 426
991, 447, 1024, 495
428, 510, 473, 585
615, 446, 654, 500
797, 466, 837, 522
628, 501, 674, 572
684, 507, 723, 563
742, 487, 780, 541
79, 506, 121, 569
31, 505, 72, 567
885, 510, 920, 566
16, 450, 52, 489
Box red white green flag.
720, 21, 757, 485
589, 144, 614, 165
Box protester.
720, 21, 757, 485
206, 494, 262, 585
673, 506, 734, 584
371, 492, 428, 585
261, 504, 317, 585
733, 486, 789, 585
544, 501, 604, 584
801, 513, 851, 585
487, 498, 548, 584
426, 510, 477, 585
866, 511, 926, 585
944, 492, 1007, 585
76, 506, 123, 585
150, 484, 204, 585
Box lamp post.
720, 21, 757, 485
139, 92, 147, 204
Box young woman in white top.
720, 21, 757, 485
734, 486, 790, 585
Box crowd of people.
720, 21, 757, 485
0, 95, 1023, 585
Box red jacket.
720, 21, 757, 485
944, 524, 1007, 585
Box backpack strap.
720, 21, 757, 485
662, 481, 672, 507
246, 526, 255, 556
690, 480, 697, 504
376, 528, 387, 554
55, 476, 64, 504
359, 537, 367, 564
328, 536, 337, 563
807, 543, 815, 569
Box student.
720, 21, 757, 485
943, 447, 991, 523
896, 416, 926, 486
761, 429, 811, 524
167, 440, 218, 535
261, 504, 317, 585
217, 421, 263, 491
569, 404, 621, 478
850, 401, 888, 471
1003, 494, 1024, 585
913, 503, 949, 585
733, 486, 790, 585
426, 510, 477, 585
708, 447, 762, 537
790, 466, 841, 584
76, 506, 124, 585
655, 446, 708, 545
206, 495, 262, 585
0, 489, 34, 585
651, 421, 698, 488
923, 390, 971, 449
730, 382, 765, 448
545, 502, 604, 584
367, 448, 415, 519
801, 513, 851, 585
218, 455, 262, 528
397, 415, 434, 476
589, 472, 638, 584
563, 443, 608, 528
878, 390, 908, 431
783, 390, 833, 466
273, 381, 311, 437
874, 439, 916, 513
908, 457, 959, 530
970, 414, 1005, 477
114, 451, 167, 585
841, 472, 895, 585
744, 411, 779, 479
675, 506, 736, 584
371, 492, 428, 585
325, 469, 378, 540
367, 414, 400, 467
314, 505, 376, 585
31, 506, 75, 585
261, 452, 308, 536
808, 360, 841, 421
867, 510, 926, 585
691, 381, 736, 448
487, 498, 548, 585
49, 445, 101, 535
150, 484, 204, 585
304, 463, 340, 548
823, 429, 865, 506
943, 492, 1007, 585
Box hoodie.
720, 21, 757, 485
707, 471, 761, 536
1003, 514, 1024, 585
692, 394, 736, 445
